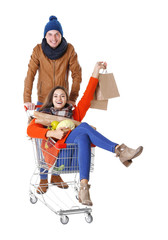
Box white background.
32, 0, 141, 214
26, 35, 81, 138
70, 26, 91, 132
0, 0, 168, 239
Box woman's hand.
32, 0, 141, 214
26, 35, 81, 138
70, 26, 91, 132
46, 127, 69, 140
92, 62, 107, 78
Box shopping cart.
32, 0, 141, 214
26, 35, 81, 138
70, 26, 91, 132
26, 107, 95, 224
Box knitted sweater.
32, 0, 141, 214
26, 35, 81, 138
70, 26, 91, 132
27, 76, 98, 143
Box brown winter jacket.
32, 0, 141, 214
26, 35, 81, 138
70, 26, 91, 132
23, 43, 82, 103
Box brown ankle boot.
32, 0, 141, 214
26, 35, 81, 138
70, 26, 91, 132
78, 183, 93, 206
115, 144, 143, 167
37, 179, 48, 194
51, 175, 69, 189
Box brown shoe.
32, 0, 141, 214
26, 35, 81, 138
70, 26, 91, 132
115, 144, 143, 167
78, 183, 93, 206
36, 179, 48, 194
51, 175, 69, 189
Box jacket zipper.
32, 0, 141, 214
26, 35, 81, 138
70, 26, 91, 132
53, 61, 56, 87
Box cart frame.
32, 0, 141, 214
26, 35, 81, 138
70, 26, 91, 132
29, 137, 95, 224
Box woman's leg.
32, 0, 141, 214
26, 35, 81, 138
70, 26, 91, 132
66, 122, 142, 167
65, 122, 118, 181
66, 122, 118, 153
65, 122, 143, 206
65, 132, 92, 206
66, 133, 91, 180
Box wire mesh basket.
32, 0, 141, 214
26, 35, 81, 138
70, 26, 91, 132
32, 138, 95, 175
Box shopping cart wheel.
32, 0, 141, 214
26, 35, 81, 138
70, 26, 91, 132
30, 195, 38, 204
85, 213, 93, 223
60, 215, 69, 225
74, 186, 79, 200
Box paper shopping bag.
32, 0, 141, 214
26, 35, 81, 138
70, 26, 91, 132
90, 73, 120, 110
94, 73, 120, 100
90, 99, 108, 110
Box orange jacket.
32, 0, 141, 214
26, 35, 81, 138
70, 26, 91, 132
27, 76, 98, 144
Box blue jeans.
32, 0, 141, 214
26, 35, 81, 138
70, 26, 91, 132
65, 123, 118, 180
40, 122, 118, 180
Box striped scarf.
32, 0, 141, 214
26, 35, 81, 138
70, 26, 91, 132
42, 104, 73, 119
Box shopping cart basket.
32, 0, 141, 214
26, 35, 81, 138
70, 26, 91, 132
26, 107, 95, 224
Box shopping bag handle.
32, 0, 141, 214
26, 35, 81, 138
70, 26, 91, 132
100, 69, 108, 74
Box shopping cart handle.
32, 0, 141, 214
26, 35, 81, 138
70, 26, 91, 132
24, 105, 28, 111
55, 143, 67, 149
55, 142, 95, 149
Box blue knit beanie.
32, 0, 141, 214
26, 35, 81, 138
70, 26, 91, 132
44, 16, 63, 37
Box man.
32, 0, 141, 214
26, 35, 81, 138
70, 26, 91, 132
24, 15, 82, 110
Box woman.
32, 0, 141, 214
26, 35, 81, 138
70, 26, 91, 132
24, 15, 82, 110
27, 62, 143, 206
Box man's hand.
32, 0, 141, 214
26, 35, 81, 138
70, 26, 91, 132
68, 100, 76, 106
24, 102, 36, 110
